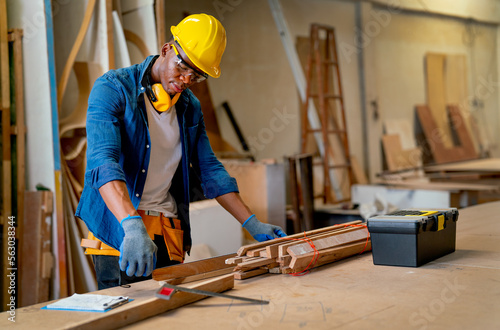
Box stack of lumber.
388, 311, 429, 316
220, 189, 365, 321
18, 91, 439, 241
227, 220, 371, 278
151, 221, 371, 285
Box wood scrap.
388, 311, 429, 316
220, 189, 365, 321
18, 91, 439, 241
19, 191, 54, 307
246, 247, 267, 257
286, 228, 368, 256
233, 258, 276, 272
237, 220, 362, 256
234, 268, 268, 280
1, 0, 12, 309
276, 226, 362, 257
447, 105, 477, 159
164, 268, 234, 285
351, 155, 368, 184
152, 253, 236, 282
424, 158, 500, 173
382, 134, 422, 171
9, 29, 26, 238
227, 222, 371, 276
285, 240, 371, 274
426, 53, 453, 148
225, 256, 244, 265
416, 105, 477, 164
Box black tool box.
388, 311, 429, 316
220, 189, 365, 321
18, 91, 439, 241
367, 208, 459, 267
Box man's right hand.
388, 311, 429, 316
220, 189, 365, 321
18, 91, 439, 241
119, 215, 157, 277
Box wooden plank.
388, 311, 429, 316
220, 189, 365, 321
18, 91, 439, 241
0, 0, 9, 109
259, 250, 268, 258
237, 220, 362, 256
0, 0, 11, 309
382, 134, 422, 171
165, 268, 234, 285
266, 244, 280, 259
445, 55, 478, 151
448, 105, 477, 159
225, 257, 244, 265
277, 226, 363, 257
286, 240, 371, 273
416, 105, 472, 164
287, 155, 302, 233
350, 155, 368, 184
279, 255, 292, 268
9, 30, 26, 240
287, 228, 369, 256
426, 53, 453, 148
246, 247, 266, 257
298, 154, 314, 231
384, 119, 417, 149
382, 134, 403, 171
233, 258, 275, 272
38, 192, 53, 301
234, 268, 268, 280
19, 191, 53, 307
152, 253, 236, 281
5, 274, 234, 329
424, 158, 500, 173
380, 180, 499, 192
54, 170, 68, 297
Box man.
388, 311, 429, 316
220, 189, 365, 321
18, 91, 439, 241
76, 14, 286, 290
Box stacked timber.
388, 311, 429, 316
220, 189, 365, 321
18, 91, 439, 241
227, 220, 371, 279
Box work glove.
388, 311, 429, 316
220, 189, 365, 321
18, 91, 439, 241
242, 214, 287, 242
119, 215, 157, 277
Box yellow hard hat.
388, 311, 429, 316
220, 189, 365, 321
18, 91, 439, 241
171, 14, 226, 78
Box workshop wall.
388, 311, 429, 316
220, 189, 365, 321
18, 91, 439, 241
6, 0, 500, 188
164, 0, 500, 177
364, 3, 500, 178
164, 0, 364, 165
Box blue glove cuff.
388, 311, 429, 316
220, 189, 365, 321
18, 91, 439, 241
242, 214, 256, 227
121, 215, 142, 226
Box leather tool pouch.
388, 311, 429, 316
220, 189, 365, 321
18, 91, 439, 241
81, 232, 120, 256
161, 217, 185, 263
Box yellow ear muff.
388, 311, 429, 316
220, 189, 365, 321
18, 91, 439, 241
151, 84, 181, 112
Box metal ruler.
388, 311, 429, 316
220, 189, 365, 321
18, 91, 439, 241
156, 283, 269, 305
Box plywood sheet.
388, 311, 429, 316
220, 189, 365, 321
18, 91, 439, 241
416, 105, 475, 164
384, 119, 416, 149
447, 105, 477, 159
424, 158, 500, 173
382, 134, 422, 171
426, 53, 452, 148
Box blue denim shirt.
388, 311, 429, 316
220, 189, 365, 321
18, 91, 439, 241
75, 56, 238, 251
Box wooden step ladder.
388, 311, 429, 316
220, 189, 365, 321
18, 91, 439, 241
301, 24, 353, 203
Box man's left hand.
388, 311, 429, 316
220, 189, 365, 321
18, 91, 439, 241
242, 214, 287, 242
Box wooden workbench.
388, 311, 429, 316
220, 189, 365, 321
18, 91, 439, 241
2, 202, 499, 329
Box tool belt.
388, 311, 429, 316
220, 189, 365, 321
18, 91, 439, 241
81, 210, 185, 262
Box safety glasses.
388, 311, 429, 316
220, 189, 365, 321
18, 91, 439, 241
172, 42, 208, 83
